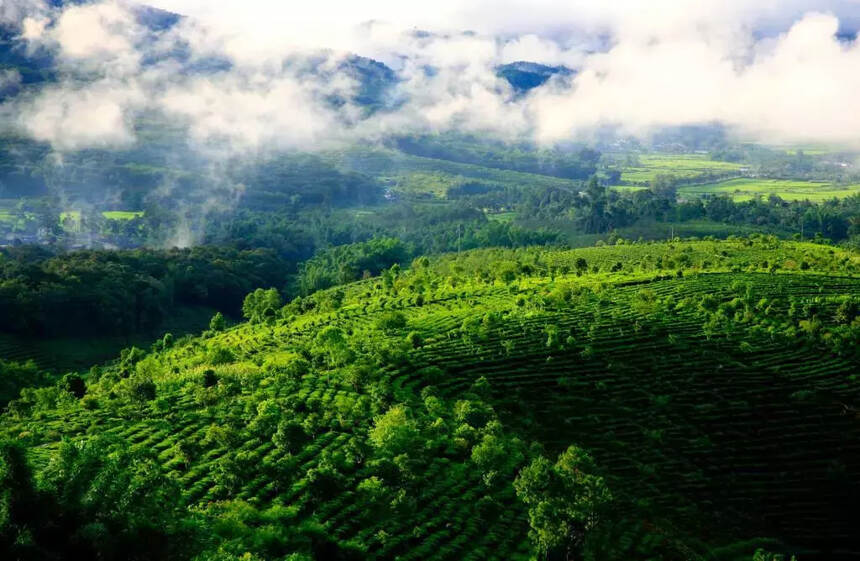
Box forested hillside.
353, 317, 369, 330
2, 239, 857, 561
2, 2, 860, 560
0, 246, 290, 337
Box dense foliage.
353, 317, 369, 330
1, 240, 857, 561
0, 246, 290, 336
388, 134, 601, 180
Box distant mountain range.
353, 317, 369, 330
0, 1, 575, 108
496, 61, 575, 92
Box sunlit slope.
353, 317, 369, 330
3, 239, 858, 560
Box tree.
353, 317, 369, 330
0, 359, 46, 407
59, 373, 86, 399
453, 399, 494, 429
375, 312, 408, 334
514, 445, 612, 560
306, 461, 344, 503
574, 258, 588, 277
495, 261, 519, 284
1, 437, 196, 560
649, 173, 678, 200
313, 326, 353, 367
369, 405, 419, 457
242, 288, 282, 324
209, 311, 227, 332
405, 331, 423, 348
249, 399, 282, 437
581, 176, 608, 234
0, 440, 39, 556
128, 376, 157, 404
272, 419, 310, 453
206, 345, 235, 365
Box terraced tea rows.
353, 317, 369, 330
2, 240, 857, 560
396, 273, 860, 556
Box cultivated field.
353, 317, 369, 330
618, 154, 745, 184
679, 178, 860, 201
4, 239, 858, 560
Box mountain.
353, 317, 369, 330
0, 1, 183, 87
496, 61, 575, 92
2, 239, 858, 560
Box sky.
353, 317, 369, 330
2, 0, 860, 152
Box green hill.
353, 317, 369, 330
1, 239, 858, 561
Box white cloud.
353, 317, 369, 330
0, 69, 22, 92
2, 0, 860, 151
16, 80, 145, 150
526, 11, 860, 145
52, 2, 139, 59
499, 35, 585, 67
158, 70, 348, 151
0, 0, 48, 28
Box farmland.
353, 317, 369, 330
331, 146, 584, 196
102, 210, 145, 220
3, 4, 860, 560
616, 154, 746, 185
2, 239, 858, 560
679, 178, 860, 201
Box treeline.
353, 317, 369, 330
205, 203, 561, 282
710, 144, 860, 183
296, 238, 410, 295
0, 360, 44, 407
0, 246, 290, 337
389, 134, 600, 180
235, 155, 383, 211
294, 217, 561, 296
517, 177, 860, 242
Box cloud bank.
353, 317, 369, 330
2, 0, 860, 152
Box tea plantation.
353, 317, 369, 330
1, 239, 858, 561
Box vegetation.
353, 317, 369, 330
1, 239, 857, 560
678, 178, 860, 201
610, 153, 745, 185
0, 246, 290, 337
4, 11, 860, 559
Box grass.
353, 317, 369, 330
59, 211, 82, 232
102, 210, 145, 220
485, 211, 516, 223
0, 199, 32, 226
330, 146, 583, 193
384, 172, 466, 198
618, 154, 745, 184
679, 178, 860, 201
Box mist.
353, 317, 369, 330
0, 0, 858, 155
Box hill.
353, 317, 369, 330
496, 61, 575, 93
1, 238, 859, 560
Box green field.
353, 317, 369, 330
0, 199, 32, 227
3, 208, 145, 229
102, 210, 145, 220
384, 172, 466, 198
619, 154, 745, 184
679, 178, 860, 201
3, 239, 858, 560
332, 147, 583, 193
59, 210, 82, 232
485, 211, 516, 223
